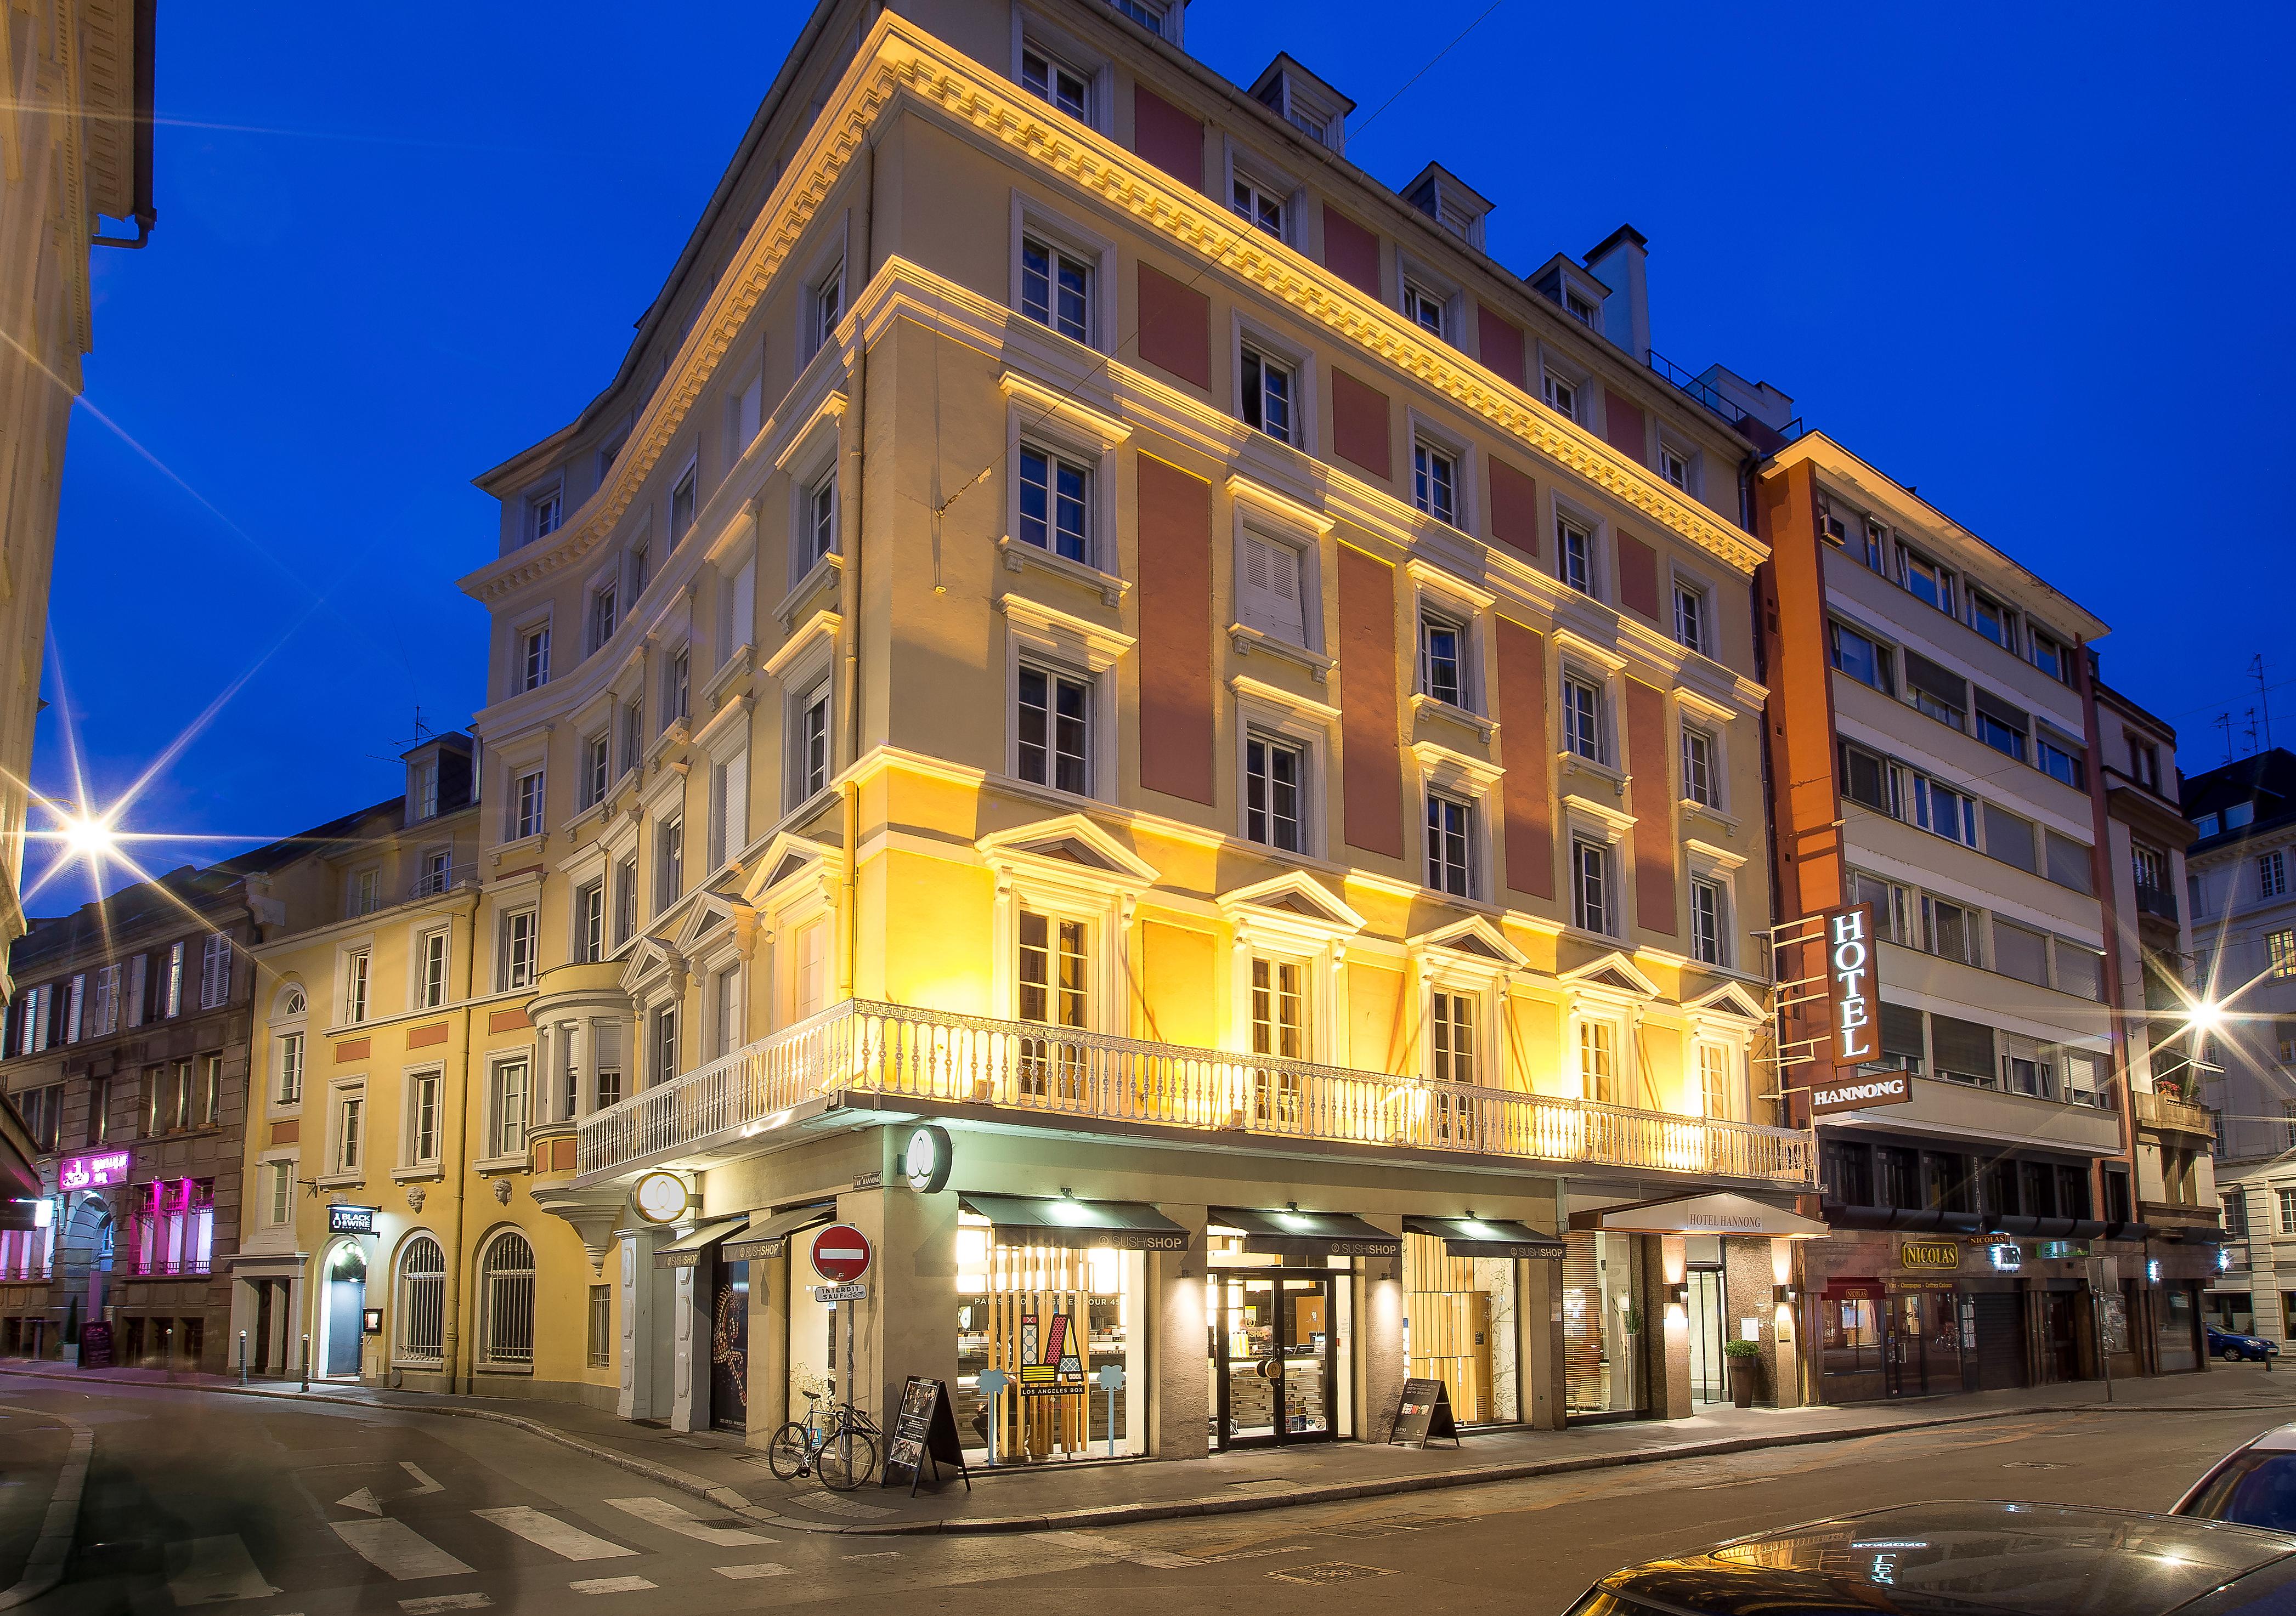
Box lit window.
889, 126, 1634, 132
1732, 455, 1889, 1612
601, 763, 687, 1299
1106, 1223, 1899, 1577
1572, 838, 1610, 934
1558, 518, 1592, 594
1020, 236, 1092, 342
1019, 447, 1090, 564
1426, 793, 1473, 897
2270, 929, 2296, 982
1017, 665, 1091, 795
1412, 441, 1458, 526
1245, 734, 1304, 853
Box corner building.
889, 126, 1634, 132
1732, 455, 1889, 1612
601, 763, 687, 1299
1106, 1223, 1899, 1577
461, 1, 1817, 1453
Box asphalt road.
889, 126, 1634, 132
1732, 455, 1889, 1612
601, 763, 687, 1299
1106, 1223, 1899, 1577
3, 1371, 2292, 1616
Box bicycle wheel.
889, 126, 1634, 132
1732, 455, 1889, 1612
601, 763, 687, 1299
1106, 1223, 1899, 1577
817, 1425, 877, 1490
766, 1421, 815, 1482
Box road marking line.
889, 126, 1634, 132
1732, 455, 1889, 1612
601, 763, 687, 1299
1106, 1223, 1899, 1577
1037, 1530, 1207, 1569
333, 1520, 477, 1581
714, 1564, 790, 1580
163, 1534, 284, 1603
569, 1578, 655, 1595
471, 1507, 634, 1562
337, 1487, 384, 1516
399, 1596, 491, 1614
401, 1464, 444, 1496
0, 1402, 93, 1613
604, 1497, 772, 1546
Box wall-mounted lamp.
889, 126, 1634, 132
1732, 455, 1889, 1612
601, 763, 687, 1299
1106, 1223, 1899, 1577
1667, 1283, 1689, 1306
1773, 1284, 1799, 1304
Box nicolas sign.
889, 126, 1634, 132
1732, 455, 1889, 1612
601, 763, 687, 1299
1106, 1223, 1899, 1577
1810, 1073, 1914, 1116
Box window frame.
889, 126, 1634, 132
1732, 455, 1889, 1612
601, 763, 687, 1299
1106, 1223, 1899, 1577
1009, 195, 1117, 357
498, 907, 539, 994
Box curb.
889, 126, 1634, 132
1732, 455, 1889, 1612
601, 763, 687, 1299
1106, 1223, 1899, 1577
0, 1403, 95, 1609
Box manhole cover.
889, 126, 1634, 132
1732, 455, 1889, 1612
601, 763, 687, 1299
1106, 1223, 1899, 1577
1271, 1563, 1397, 1585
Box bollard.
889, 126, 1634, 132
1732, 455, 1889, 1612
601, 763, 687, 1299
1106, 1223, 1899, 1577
300, 1332, 310, 1393
238, 1330, 248, 1386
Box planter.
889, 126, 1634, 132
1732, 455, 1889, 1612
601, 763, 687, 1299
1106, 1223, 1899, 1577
1726, 1353, 1761, 1409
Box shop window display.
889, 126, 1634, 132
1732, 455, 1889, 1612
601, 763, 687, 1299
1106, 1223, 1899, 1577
954, 1214, 1143, 1463
1401, 1232, 1519, 1424
1562, 1231, 1643, 1415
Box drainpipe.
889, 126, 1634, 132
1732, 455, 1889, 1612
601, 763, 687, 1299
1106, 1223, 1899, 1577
439, 891, 480, 1393
836, 138, 876, 1002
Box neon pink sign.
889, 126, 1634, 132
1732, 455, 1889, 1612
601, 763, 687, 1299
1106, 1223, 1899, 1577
59, 1150, 133, 1192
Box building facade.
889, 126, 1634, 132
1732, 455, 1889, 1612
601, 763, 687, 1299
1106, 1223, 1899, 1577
2186, 751, 2296, 1340
451, 0, 1822, 1456
1755, 432, 2211, 1400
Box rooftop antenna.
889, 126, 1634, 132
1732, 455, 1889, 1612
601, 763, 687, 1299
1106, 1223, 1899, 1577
2216, 712, 2234, 764
2244, 707, 2261, 757
2254, 654, 2274, 751
386, 706, 436, 754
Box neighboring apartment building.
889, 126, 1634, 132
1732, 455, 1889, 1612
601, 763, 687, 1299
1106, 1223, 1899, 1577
0, 862, 256, 1369
452, 0, 1819, 1453
0, 0, 157, 1212
2185, 750, 2296, 1339
1756, 432, 2212, 1400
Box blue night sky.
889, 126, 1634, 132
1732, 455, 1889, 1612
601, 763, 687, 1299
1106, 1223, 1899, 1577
38, 0, 2294, 909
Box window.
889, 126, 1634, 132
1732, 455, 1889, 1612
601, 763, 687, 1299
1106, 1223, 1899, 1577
2030, 627, 2070, 683
1993, 918, 2050, 986
529, 489, 562, 542
1563, 290, 1598, 326
163, 940, 184, 1018
1682, 726, 1716, 808
619, 699, 643, 776
519, 625, 551, 692
576, 881, 606, 965
1970, 591, 2015, 650
409, 1073, 440, 1165
1910, 773, 1978, 847
265, 1160, 293, 1228
86, 964, 118, 1038
588, 583, 617, 651
417, 929, 449, 1010
1240, 347, 1294, 444
1557, 517, 1592, 594
2230, 802, 2257, 829
491, 1059, 530, 1159
1251, 960, 1304, 1059
1974, 690, 2029, 761
581, 734, 610, 810
810, 263, 845, 354
1231, 174, 1284, 238
1828, 621, 1893, 692
1420, 612, 1465, 707
2286, 1103, 2296, 1152
1690, 878, 1726, 966
1020, 44, 1088, 120
2270, 929, 2296, 981
1562, 677, 1603, 762
2045, 829, 2095, 893
511, 768, 544, 841
657, 818, 685, 909
1016, 911, 1088, 1087
1238, 532, 1307, 644
1018, 446, 1090, 563
2132, 842, 2167, 892
1020, 236, 1090, 342
344, 950, 371, 1025
276, 1033, 303, 1105
1426, 793, 1473, 898
2224, 1193, 2249, 1238
804, 469, 838, 568
652, 1005, 680, 1085
479, 1232, 536, 1368
1579, 1017, 1618, 1104
2278, 1188, 2296, 1237
337, 1092, 364, 1171
587, 1286, 613, 1369
614, 857, 638, 948
1660, 445, 1690, 490
1412, 441, 1458, 526
88, 1077, 110, 1144
2037, 725, 2085, 789
1401, 279, 1446, 339
1542, 368, 1579, 423
2130, 738, 2161, 789
399, 1237, 446, 1364
1573, 838, 1611, 934
200, 933, 231, 1010
1429, 991, 1477, 1141
1017, 664, 1091, 795
793, 677, 831, 803
1899, 547, 1955, 615
18, 1086, 61, 1151
1922, 895, 1982, 967
347, 869, 380, 918
1673, 583, 1707, 654
1245, 734, 1304, 853
500, 909, 537, 993
2263, 852, 2288, 899
1903, 650, 1966, 730
629, 540, 651, 599
1699, 1043, 1731, 1119
1983, 802, 2037, 871
666, 650, 691, 727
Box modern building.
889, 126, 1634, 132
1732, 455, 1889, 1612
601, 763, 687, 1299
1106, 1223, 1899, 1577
453, 0, 1821, 1455
1755, 430, 2210, 1400
2185, 750, 2296, 1339
0, 0, 158, 1212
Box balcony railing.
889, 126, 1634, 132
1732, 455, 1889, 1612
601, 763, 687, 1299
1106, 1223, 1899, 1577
576, 999, 1816, 1187
2133, 1088, 2216, 1138
2133, 883, 2179, 924
411, 863, 479, 899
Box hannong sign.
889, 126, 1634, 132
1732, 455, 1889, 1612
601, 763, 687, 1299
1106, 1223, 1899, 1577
1811, 1073, 1914, 1116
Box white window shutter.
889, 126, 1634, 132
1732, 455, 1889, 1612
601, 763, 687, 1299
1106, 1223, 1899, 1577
708, 766, 728, 870
723, 746, 750, 859
202, 933, 230, 1008
1240, 534, 1306, 644
126, 955, 147, 1028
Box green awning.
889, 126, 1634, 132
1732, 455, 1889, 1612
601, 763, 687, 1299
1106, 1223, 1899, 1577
721, 1201, 836, 1263
1211, 1206, 1401, 1258
1403, 1215, 1565, 1260
960, 1194, 1190, 1251
653, 1216, 749, 1269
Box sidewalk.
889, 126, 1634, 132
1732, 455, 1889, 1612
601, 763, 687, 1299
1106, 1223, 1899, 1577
6, 1356, 2293, 1536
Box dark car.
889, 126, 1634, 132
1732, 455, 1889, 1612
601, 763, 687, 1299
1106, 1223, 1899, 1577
2210, 1326, 2282, 1363
2175, 1424, 2296, 1532
1563, 1501, 2296, 1614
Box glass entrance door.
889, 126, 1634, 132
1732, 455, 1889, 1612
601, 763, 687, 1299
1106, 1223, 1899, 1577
1209, 1273, 1338, 1448
1686, 1268, 1726, 1403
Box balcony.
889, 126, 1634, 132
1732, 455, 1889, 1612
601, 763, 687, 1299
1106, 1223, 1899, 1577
574, 999, 1817, 1188
2133, 884, 2179, 926
2133, 1087, 2215, 1139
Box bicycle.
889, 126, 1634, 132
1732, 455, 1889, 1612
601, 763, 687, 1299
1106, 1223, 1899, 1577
767, 1388, 880, 1490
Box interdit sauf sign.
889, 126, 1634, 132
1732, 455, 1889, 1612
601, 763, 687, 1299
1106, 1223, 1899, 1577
1825, 901, 1879, 1063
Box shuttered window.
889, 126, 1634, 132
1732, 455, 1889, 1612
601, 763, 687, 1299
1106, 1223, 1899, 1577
1930, 1014, 1997, 1083
199, 933, 232, 1009
2054, 939, 2104, 1000
1983, 802, 2037, 871
2044, 829, 2094, 893
1902, 650, 1966, 729
1239, 532, 1307, 644
1974, 688, 2029, 761
1880, 1001, 1926, 1068
1993, 919, 2050, 986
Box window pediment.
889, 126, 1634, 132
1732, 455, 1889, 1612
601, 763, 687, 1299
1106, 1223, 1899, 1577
1559, 951, 1660, 1001
741, 831, 844, 909
1407, 915, 1528, 971
1217, 871, 1365, 936
976, 813, 1156, 892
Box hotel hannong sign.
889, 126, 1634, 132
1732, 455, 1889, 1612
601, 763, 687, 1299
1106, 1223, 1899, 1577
1824, 901, 1880, 1064
1809, 1073, 1915, 1116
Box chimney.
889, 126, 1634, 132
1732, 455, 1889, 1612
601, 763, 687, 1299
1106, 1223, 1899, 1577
1584, 225, 1649, 364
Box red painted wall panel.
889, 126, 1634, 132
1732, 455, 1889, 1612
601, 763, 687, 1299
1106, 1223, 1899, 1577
1321, 206, 1383, 298
1136, 455, 1216, 805
1477, 305, 1525, 388
1136, 262, 1210, 390
1488, 458, 1539, 559
1497, 618, 1554, 899
1615, 530, 1661, 623
1338, 545, 1404, 859
1331, 368, 1392, 480
1625, 678, 1677, 935
1132, 84, 1204, 189
1604, 394, 1647, 463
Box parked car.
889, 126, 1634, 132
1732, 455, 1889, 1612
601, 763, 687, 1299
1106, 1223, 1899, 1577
1562, 1501, 2296, 1614
2175, 1424, 2296, 1533
2209, 1326, 2282, 1363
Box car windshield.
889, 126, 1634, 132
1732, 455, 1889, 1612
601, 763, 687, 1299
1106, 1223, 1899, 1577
2186, 1453, 2296, 1533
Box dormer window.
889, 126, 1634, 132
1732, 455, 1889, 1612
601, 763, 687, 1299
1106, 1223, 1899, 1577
1403, 164, 1492, 252
528, 489, 562, 542
1248, 54, 1354, 154
1563, 292, 1598, 327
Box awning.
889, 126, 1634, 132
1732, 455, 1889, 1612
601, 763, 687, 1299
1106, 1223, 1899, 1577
653, 1216, 750, 1269
1571, 1192, 1829, 1239
1823, 1203, 1984, 1237
2167, 1225, 2230, 1245
1212, 1207, 1401, 1258
1402, 1216, 1565, 1260
722, 1201, 836, 1263
959, 1194, 1190, 1251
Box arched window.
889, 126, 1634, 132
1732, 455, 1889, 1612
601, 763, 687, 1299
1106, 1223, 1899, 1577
397, 1235, 445, 1364
478, 1231, 536, 1368
278, 985, 307, 1018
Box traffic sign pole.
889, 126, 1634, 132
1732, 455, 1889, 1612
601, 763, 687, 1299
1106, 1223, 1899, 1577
808, 1224, 873, 1422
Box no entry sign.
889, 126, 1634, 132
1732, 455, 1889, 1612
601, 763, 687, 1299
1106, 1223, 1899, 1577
810, 1223, 873, 1284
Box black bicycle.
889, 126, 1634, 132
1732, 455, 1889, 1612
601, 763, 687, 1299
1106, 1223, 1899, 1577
767, 1388, 880, 1490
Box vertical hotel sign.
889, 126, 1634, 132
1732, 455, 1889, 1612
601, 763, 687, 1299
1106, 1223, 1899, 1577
1826, 902, 1878, 1063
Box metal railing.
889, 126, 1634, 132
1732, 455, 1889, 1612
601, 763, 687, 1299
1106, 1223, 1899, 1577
1645, 349, 1803, 442
411, 862, 479, 899
576, 999, 1816, 1186
2133, 884, 2180, 924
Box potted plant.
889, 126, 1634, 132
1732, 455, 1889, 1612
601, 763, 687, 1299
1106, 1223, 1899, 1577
1722, 1338, 1763, 1408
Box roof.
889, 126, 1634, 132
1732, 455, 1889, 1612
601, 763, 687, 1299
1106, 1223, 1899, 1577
2182, 748, 2296, 855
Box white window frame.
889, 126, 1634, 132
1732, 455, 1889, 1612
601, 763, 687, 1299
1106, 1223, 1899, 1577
1689, 875, 1729, 967
1560, 668, 1610, 767
331, 1081, 365, 1175
1232, 679, 1335, 862
999, 594, 1133, 804
404, 1067, 443, 1168
514, 615, 552, 695
1671, 570, 1713, 656
483, 1054, 534, 1167
342, 947, 372, 1027
499, 907, 539, 993
1572, 1005, 1627, 1104
1412, 745, 1501, 906
525, 483, 563, 545
510, 766, 546, 842
1230, 313, 1319, 461
1539, 347, 1592, 427
1553, 495, 1602, 598
1223, 141, 1303, 248
1009, 195, 1117, 356
580, 730, 610, 811
575, 878, 606, 965
414, 927, 450, 1011
1396, 254, 1461, 346
1656, 434, 1698, 496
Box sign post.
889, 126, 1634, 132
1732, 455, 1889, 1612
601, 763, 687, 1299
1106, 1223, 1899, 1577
810, 1224, 872, 1420
975, 1369, 1010, 1466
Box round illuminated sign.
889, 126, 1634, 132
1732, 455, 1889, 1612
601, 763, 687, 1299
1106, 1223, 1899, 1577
632, 1171, 689, 1224
903, 1124, 953, 1193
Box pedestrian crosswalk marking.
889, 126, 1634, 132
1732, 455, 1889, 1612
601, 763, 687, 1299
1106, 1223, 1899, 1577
604, 1496, 772, 1547
472, 1507, 635, 1561
714, 1564, 790, 1580
164, 1535, 284, 1603
335, 1519, 478, 1581
569, 1577, 656, 1594
399, 1595, 491, 1614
